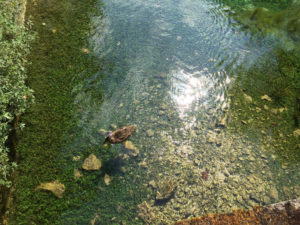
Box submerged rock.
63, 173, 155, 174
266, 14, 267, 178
269, 187, 279, 201
261, 94, 272, 102
82, 154, 101, 170
146, 129, 154, 137
215, 171, 226, 182
218, 116, 227, 127
124, 140, 139, 157
36, 180, 65, 198
156, 179, 177, 201
104, 173, 111, 186
202, 171, 209, 181
293, 129, 300, 137
136, 201, 156, 224
74, 168, 82, 179
149, 180, 157, 189
243, 93, 253, 103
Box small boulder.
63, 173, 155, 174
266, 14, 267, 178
156, 179, 176, 201
124, 141, 139, 157
74, 168, 82, 179
215, 171, 226, 182
146, 129, 154, 137
36, 180, 65, 198
243, 93, 253, 103
269, 187, 279, 200
137, 201, 156, 224
148, 180, 157, 189
104, 173, 111, 186
82, 154, 101, 170
293, 129, 300, 138
261, 94, 272, 102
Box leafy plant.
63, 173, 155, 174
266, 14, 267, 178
0, 0, 34, 187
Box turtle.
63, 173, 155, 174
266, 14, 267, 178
103, 125, 136, 145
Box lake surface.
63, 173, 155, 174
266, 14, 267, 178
12, 0, 300, 224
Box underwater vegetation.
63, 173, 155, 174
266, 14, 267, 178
227, 47, 300, 162
3, 0, 300, 224
219, 0, 300, 51
7, 0, 152, 223
215, 0, 300, 162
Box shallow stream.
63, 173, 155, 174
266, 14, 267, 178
12, 0, 300, 224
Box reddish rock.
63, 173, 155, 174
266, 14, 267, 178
174, 198, 300, 225
202, 171, 209, 181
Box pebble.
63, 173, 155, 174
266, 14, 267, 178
269, 187, 279, 200
146, 129, 154, 137
261, 95, 272, 102
243, 93, 253, 103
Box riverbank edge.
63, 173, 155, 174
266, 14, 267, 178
174, 197, 300, 225
5, 0, 104, 224
0, 0, 32, 223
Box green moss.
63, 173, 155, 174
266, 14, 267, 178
227, 48, 300, 162
10, 0, 100, 223
220, 0, 300, 50
8, 0, 151, 223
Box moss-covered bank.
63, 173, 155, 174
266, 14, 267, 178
6, 0, 151, 224
0, 0, 34, 220
6, 0, 101, 223
0, 0, 34, 188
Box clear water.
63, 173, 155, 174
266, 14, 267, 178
64, 0, 299, 223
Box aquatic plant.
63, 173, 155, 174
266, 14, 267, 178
219, 0, 300, 50
228, 47, 300, 162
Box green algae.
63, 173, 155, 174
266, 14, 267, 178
217, 0, 300, 163
9, 0, 101, 223
227, 48, 300, 163
7, 0, 300, 224
8, 0, 152, 223
219, 0, 300, 50
5, 0, 148, 224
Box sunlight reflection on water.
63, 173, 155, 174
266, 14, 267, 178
170, 68, 212, 119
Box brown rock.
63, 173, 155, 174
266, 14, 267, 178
174, 198, 300, 225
